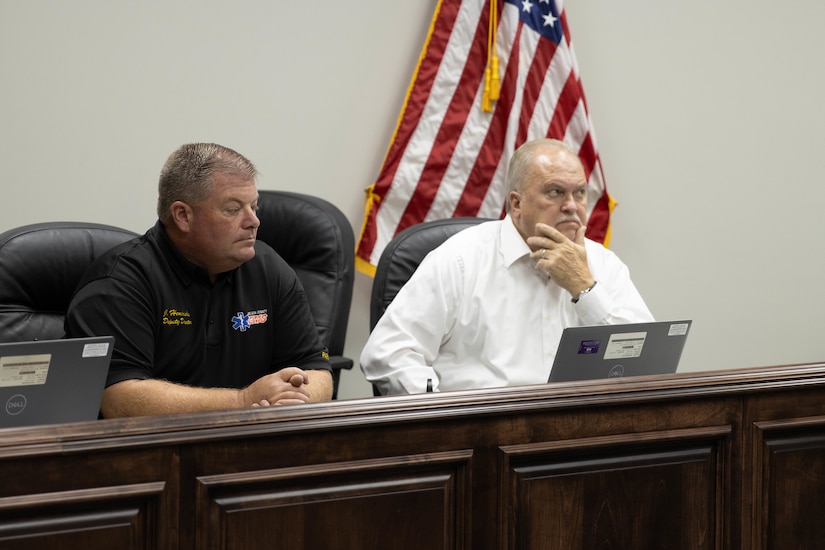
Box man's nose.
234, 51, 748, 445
560, 193, 577, 212
246, 207, 260, 228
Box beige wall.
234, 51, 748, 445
2, 1, 823, 400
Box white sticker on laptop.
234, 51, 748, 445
82, 342, 110, 358
0, 354, 51, 387
668, 323, 690, 336
604, 332, 646, 360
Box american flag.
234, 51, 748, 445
356, 0, 610, 274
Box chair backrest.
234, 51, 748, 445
0, 222, 139, 343
255, 190, 355, 398
370, 217, 491, 331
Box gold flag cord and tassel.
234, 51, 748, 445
482, 0, 500, 112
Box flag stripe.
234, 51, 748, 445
396, 5, 492, 231
377, 1, 460, 192
516, 37, 557, 147
432, 4, 520, 221
452, 21, 525, 217
357, 0, 463, 261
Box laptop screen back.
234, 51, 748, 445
0, 336, 113, 428
549, 321, 691, 383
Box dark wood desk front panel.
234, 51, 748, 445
2, 364, 825, 549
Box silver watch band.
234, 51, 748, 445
572, 281, 597, 303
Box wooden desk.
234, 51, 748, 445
2, 364, 825, 549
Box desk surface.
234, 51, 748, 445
4, 362, 824, 449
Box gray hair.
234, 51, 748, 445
157, 143, 258, 224
505, 138, 575, 213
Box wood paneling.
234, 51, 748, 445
0, 482, 167, 548
2, 363, 825, 549
194, 451, 472, 550
500, 426, 730, 549
751, 415, 825, 549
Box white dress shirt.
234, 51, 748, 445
360, 216, 654, 394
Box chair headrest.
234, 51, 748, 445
0, 222, 138, 342
256, 191, 355, 354
370, 217, 490, 330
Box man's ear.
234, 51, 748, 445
508, 190, 521, 217
169, 201, 193, 233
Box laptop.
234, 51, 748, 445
0, 336, 113, 428
548, 320, 691, 383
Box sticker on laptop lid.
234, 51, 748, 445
604, 331, 646, 360
668, 322, 690, 336
0, 354, 51, 387
578, 340, 600, 354
82, 342, 110, 358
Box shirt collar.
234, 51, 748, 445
499, 215, 532, 268
153, 221, 219, 286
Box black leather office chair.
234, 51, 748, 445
0, 221, 139, 343
368, 217, 491, 395
256, 190, 355, 399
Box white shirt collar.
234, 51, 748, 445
499, 215, 531, 268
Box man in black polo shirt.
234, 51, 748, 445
66, 143, 332, 417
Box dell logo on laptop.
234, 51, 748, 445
608, 365, 625, 378
5, 394, 27, 415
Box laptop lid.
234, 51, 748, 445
548, 320, 691, 383
0, 336, 113, 428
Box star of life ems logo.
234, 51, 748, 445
231, 309, 269, 332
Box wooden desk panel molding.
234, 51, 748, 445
2, 363, 825, 549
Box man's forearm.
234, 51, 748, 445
305, 369, 334, 402
100, 378, 241, 418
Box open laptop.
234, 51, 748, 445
0, 336, 113, 428
548, 320, 691, 383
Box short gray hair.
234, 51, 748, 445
157, 143, 258, 224
505, 138, 574, 213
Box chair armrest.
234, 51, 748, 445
329, 355, 354, 400
330, 355, 353, 371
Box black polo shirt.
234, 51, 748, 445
66, 221, 330, 389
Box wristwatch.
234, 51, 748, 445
572, 281, 597, 303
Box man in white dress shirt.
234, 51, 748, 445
360, 138, 654, 395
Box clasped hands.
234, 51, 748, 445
241, 366, 311, 408
527, 223, 595, 298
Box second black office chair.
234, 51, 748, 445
256, 190, 355, 399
